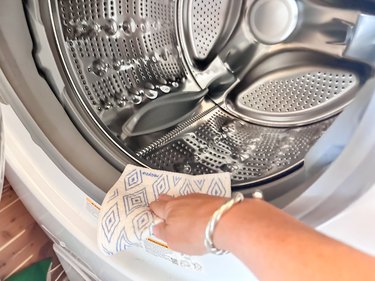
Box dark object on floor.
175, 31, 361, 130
4, 258, 52, 281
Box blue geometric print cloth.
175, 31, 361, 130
98, 164, 231, 256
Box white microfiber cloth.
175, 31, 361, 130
98, 164, 231, 256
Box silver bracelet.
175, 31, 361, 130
204, 190, 264, 255
204, 192, 244, 255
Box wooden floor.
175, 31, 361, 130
0, 178, 66, 280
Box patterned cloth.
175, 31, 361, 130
98, 164, 231, 255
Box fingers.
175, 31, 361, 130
149, 194, 173, 220
150, 194, 173, 241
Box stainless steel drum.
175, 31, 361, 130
27, 0, 374, 192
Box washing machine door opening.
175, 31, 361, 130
2, 0, 375, 203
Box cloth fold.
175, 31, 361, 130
98, 164, 231, 255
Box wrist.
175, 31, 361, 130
205, 193, 244, 254
213, 198, 258, 254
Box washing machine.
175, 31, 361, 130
1, 0, 375, 280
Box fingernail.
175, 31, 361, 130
158, 194, 173, 200
152, 225, 159, 237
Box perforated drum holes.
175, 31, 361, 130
191, 0, 227, 59
239, 71, 357, 113
232, 68, 359, 126
57, 0, 185, 114
137, 108, 335, 186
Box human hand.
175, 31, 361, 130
149, 193, 227, 255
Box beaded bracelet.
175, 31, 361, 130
204, 190, 264, 255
